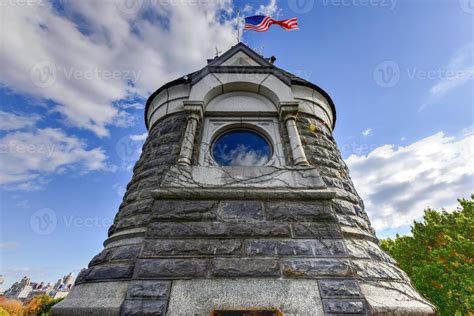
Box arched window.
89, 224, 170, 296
211, 129, 272, 166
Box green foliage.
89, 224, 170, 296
381, 196, 474, 316
0, 306, 10, 316
24, 295, 64, 316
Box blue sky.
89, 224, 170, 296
0, 0, 472, 290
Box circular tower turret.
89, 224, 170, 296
54, 43, 435, 316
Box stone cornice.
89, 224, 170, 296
279, 102, 300, 122
151, 187, 336, 201
183, 101, 203, 121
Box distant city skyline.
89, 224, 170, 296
2, 272, 76, 301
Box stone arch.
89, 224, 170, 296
188, 73, 294, 108
206, 91, 276, 114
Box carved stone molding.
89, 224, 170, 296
279, 102, 309, 166
177, 101, 203, 166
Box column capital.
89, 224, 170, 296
183, 101, 204, 121
279, 102, 299, 122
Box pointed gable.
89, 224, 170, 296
221, 51, 259, 66
208, 42, 273, 67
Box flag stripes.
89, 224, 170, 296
244, 15, 298, 32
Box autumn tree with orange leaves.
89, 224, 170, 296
24, 295, 63, 316
381, 196, 473, 316
0, 297, 23, 316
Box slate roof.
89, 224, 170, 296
144, 42, 336, 129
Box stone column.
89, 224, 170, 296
279, 102, 309, 166
177, 101, 203, 166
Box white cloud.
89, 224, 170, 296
242, 4, 253, 14
255, 0, 280, 17
0, 1, 237, 136
130, 132, 148, 141
0, 111, 40, 131
346, 131, 474, 232
118, 102, 145, 110
218, 144, 269, 166
362, 128, 372, 137
112, 110, 136, 128
112, 182, 126, 197
0, 128, 109, 190
421, 43, 474, 110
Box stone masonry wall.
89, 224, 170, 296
74, 113, 187, 288
69, 111, 434, 315
296, 113, 434, 314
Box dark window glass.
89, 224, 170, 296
212, 129, 272, 166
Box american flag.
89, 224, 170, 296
244, 15, 298, 32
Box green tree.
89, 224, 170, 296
24, 295, 63, 316
0, 306, 10, 316
381, 196, 474, 316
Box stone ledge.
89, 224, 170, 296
146, 221, 292, 238
52, 281, 129, 316
160, 165, 327, 189
360, 281, 436, 315
104, 227, 147, 247
151, 187, 336, 201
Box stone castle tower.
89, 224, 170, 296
54, 43, 435, 315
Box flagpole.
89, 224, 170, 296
237, 9, 240, 43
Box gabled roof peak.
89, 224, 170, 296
144, 42, 337, 130
208, 42, 274, 67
